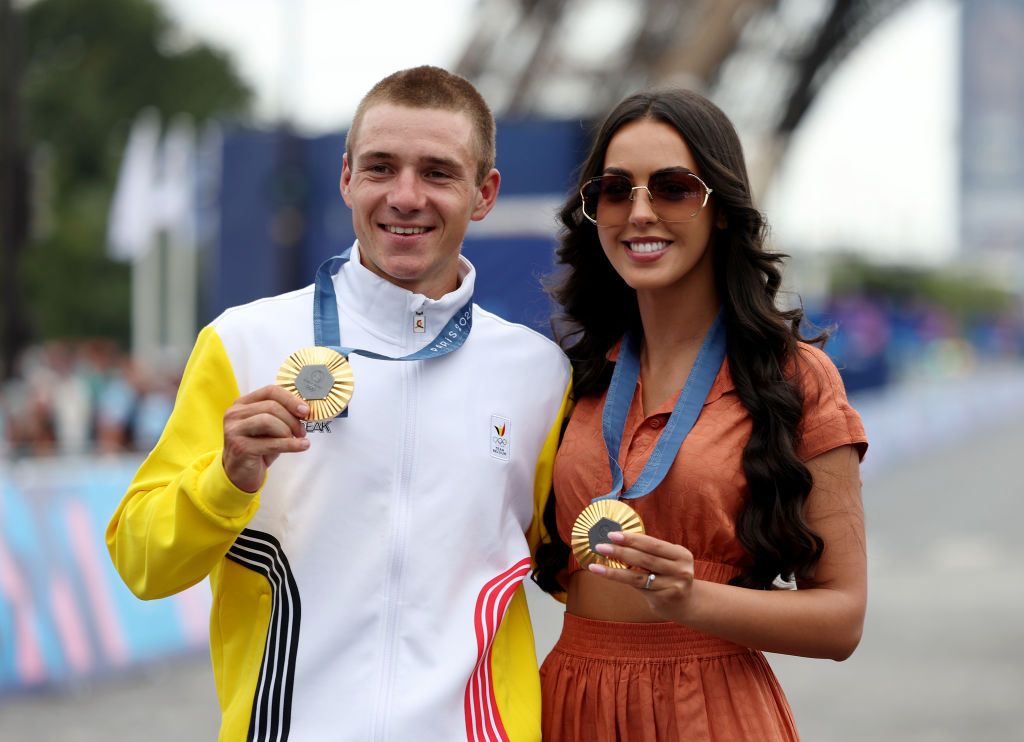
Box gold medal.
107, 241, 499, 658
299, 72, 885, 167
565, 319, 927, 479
276, 347, 355, 421
571, 499, 645, 569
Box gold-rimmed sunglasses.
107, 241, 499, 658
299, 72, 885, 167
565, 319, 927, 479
580, 171, 713, 227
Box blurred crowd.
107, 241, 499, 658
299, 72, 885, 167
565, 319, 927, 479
0, 339, 180, 459
811, 292, 1024, 394
2, 292, 1022, 460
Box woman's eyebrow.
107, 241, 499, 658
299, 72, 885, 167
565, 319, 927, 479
602, 166, 695, 178
648, 166, 696, 178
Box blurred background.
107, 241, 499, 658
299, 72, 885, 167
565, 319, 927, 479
1, 0, 1022, 739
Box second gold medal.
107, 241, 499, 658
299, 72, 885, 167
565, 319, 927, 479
570, 499, 645, 569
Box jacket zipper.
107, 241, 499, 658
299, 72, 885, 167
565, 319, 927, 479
370, 350, 419, 740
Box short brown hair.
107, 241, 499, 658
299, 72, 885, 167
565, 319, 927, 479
346, 66, 496, 184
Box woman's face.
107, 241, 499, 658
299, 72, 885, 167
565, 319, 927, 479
594, 118, 716, 300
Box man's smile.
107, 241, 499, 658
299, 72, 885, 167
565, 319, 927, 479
383, 224, 432, 235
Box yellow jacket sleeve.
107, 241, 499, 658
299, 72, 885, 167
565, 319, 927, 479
106, 326, 261, 600
527, 376, 573, 563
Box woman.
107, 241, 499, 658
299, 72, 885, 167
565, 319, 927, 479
535, 88, 868, 741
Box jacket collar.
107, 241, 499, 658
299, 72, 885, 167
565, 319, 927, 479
334, 241, 476, 351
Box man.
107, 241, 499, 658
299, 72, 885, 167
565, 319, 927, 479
107, 66, 571, 742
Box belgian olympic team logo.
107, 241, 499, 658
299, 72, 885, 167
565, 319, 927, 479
489, 415, 510, 462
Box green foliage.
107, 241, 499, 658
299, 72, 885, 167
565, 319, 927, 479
828, 255, 1017, 321
15, 0, 252, 344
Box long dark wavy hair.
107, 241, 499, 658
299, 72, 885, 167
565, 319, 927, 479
533, 88, 826, 593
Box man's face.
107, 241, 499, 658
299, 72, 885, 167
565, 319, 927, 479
341, 104, 500, 299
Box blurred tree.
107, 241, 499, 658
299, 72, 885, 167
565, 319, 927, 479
1, 0, 31, 379
828, 256, 1017, 322
1, 0, 251, 376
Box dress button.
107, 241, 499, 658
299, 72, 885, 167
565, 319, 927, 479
649, 418, 662, 429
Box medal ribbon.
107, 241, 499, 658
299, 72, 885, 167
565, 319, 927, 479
595, 312, 726, 502
311, 247, 474, 415
313, 247, 473, 359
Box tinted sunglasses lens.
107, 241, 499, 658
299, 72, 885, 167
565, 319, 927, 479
582, 175, 633, 225
649, 172, 706, 220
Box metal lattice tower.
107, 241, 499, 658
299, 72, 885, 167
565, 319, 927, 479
455, 0, 911, 191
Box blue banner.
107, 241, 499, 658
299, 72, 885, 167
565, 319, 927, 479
0, 458, 209, 693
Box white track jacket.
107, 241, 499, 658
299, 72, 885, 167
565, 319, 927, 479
107, 243, 572, 741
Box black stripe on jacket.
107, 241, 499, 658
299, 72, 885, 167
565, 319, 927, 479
227, 529, 302, 742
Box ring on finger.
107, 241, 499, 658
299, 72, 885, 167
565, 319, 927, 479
643, 572, 656, 590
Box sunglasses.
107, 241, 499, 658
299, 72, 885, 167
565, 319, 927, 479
580, 171, 713, 227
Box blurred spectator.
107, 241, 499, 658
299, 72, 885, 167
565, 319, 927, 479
812, 289, 1023, 394
95, 357, 138, 454
0, 340, 179, 459
0, 389, 9, 459
130, 364, 178, 451
4, 351, 57, 456
47, 343, 93, 456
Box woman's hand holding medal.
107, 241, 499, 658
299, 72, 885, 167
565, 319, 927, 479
222, 385, 311, 493
570, 316, 723, 622
589, 530, 697, 622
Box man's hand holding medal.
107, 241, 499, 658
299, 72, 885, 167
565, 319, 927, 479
222, 385, 312, 493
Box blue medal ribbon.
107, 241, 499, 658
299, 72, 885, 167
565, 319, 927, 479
595, 312, 726, 502
311, 247, 474, 416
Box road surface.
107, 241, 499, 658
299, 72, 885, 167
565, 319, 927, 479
3, 415, 1022, 740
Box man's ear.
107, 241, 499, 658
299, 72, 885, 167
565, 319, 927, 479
470, 168, 501, 221
340, 152, 353, 208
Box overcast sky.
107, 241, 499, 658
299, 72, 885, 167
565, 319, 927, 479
155, 0, 958, 265
767, 0, 958, 264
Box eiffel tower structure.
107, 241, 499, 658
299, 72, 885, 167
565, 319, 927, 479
454, 0, 911, 192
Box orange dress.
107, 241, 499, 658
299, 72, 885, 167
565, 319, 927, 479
541, 343, 868, 741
